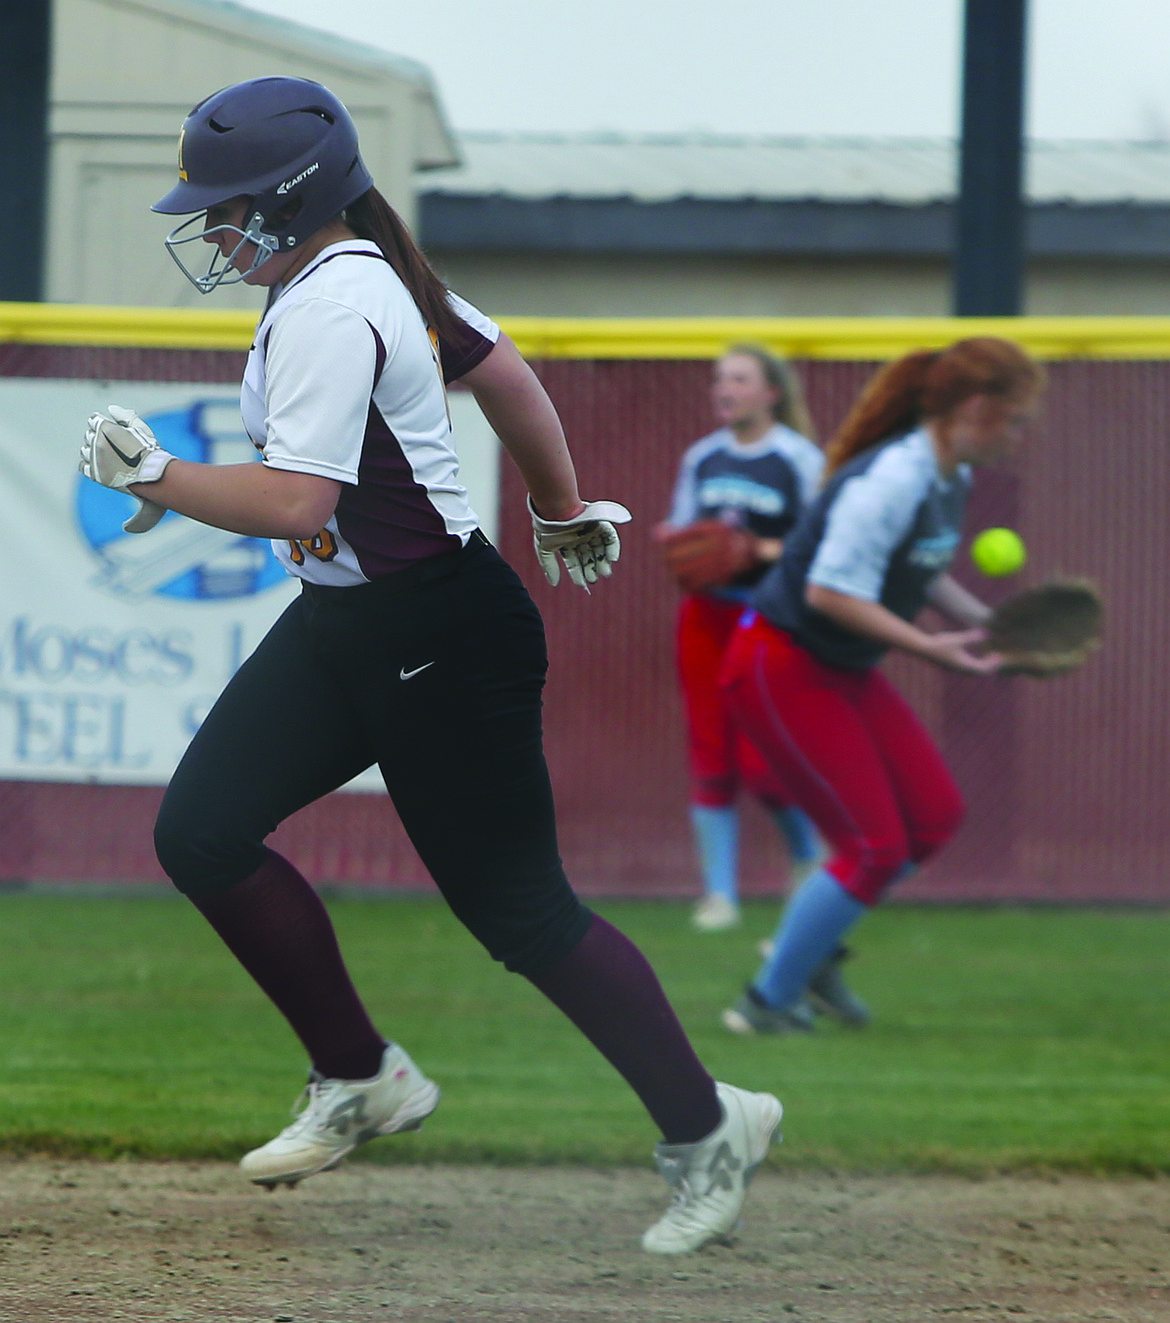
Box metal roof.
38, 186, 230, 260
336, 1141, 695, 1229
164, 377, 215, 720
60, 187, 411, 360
422, 132, 1170, 206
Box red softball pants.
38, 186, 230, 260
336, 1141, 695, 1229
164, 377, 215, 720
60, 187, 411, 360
719, 612, 964, 904
676, 594, 796, 809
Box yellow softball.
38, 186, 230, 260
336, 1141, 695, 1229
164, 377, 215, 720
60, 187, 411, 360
971, 527, 1027, 577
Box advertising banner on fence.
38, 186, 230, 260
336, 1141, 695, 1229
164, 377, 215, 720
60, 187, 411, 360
0, 379, 497, 789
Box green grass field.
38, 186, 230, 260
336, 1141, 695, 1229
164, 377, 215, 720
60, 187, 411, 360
0, 894, 1165, 1174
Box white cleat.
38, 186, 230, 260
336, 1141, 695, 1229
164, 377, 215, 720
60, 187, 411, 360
240, 1042, 440, 1189
691, 894, 741, 932
642, 1082, 782, 1255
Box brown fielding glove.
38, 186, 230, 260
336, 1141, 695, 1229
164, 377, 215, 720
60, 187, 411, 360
986, 579, 1103, 676
656, 520, 761, 593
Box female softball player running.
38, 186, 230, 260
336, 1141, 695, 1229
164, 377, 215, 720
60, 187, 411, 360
77, 77, 779, 1255
659, 347, 824, 933
717, 338, 1045, 1034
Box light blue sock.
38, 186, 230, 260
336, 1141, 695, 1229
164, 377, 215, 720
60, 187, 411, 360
754, 868, 866, 1009
770, 805, 822, 866
689, 804, 739, 903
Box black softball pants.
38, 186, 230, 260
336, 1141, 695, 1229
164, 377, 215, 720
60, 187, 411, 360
154, 535, 592, 974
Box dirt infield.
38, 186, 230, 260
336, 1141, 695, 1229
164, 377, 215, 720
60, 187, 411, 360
1, 1158, 1167, 1322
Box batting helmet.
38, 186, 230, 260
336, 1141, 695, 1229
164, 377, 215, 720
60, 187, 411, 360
153, 76, 374, 292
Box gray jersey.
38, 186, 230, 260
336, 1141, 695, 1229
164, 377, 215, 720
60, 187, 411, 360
752, 428, 971, 669
667, 424, 824, 531
666, 423, 824, 598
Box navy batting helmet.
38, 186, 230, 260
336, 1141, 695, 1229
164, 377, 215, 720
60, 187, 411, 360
153, 77, 374, 292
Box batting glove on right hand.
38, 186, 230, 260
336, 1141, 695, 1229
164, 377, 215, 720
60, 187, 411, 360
80, 405, 175, 534
528, 496, 632, 589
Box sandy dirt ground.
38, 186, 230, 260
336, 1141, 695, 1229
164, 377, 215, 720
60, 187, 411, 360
0, 1158, 1167, 1322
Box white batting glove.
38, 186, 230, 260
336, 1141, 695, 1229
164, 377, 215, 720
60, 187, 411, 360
528, 495, 632, 589
80, 405, 175, 534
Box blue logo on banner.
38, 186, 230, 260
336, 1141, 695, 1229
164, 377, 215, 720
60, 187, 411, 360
76, 401, 287, 601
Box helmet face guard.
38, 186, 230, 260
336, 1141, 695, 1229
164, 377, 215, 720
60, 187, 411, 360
153, 77, 374, 295
162, 210, 280, 293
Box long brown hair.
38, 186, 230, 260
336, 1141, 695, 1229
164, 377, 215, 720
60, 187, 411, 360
724, 344, 817, 440
824, 337, 1044, 475
344, 188, 464, 346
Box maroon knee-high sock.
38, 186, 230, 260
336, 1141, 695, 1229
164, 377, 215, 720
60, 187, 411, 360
192, 851, 386, 1080
524, 914, 721, 1144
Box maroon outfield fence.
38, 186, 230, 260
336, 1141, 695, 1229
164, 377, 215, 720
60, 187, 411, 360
2, 343, 1167, 903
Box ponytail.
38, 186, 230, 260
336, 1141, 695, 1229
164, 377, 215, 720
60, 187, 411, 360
824, 351, 938, 475
344, 188, 464, 346
824, 337, 1044, 476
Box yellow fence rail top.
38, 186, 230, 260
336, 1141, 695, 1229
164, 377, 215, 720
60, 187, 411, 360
500, 316, 1170, 361
5, 303, 1170, 360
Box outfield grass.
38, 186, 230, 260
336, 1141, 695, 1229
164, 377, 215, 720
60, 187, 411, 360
0, 893, 1165, 1173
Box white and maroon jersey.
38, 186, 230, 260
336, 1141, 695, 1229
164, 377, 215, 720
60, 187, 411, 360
239, 239, 499, 586
665, 423, 825, 599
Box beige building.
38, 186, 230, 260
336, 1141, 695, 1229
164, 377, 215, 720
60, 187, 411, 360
37, 3, 1170, 318
46, 0, 457, 308
419, 133, 1170, 317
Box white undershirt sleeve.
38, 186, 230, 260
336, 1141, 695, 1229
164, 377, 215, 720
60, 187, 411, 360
808, 466, 923, 601
666, 453, 700, 526
791, 441, 826, 507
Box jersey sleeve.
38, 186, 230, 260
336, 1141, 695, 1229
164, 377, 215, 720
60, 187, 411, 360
665, 450, 701, 526
260, 297, 379, 484
807, 458, 924, 601
787, 435, 826, 509
440, 292, 501, 383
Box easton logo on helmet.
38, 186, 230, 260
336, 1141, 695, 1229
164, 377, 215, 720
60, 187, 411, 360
154, 78, 374, 293
276, 162, 320, 195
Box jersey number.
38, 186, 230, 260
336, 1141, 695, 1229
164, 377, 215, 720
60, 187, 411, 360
288, 530, 339, 565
